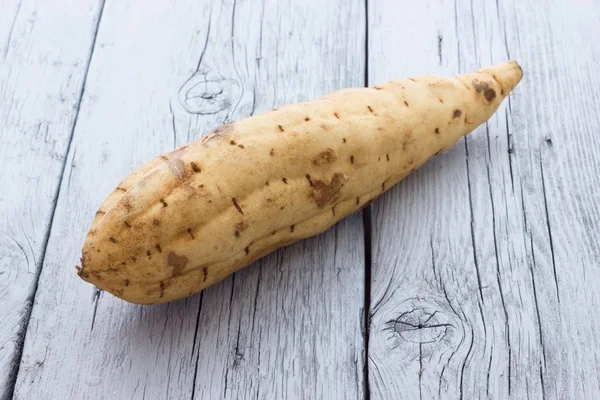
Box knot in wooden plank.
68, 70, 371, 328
387, 308, 454, 344
178, 71, 242, 115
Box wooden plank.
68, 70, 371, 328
187, 1, 366, 398
11, 2, 208, 399
500, 0, 600, 397
14, 1, 366, 399
367, 0, 600, 399
0, 0, 102, 397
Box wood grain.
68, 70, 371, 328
6, 1, 600, 399
367, 0, 600, 399
186, 1, 366, 398
0, 1, 102, 397
13, 1, 366, 399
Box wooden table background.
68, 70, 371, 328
1, 0, 599, 399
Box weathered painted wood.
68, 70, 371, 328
367, 0, 600, 399
0, 0, 102, 397
187, 1, 366, 398
501, 0, 600, 397
14, 1, 366, 399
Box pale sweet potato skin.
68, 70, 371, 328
77, 61, 523, 304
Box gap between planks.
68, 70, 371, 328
2, 2, 107, 399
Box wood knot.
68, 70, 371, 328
385, 300, 459, 346
178, 71, 242, 115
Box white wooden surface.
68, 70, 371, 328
7, 1, 365, 399
1, 0, 600, 399
0, 1, 102, 398
368, 0, 600, 399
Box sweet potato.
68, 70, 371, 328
77, 61, 523, 304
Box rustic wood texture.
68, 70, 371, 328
2, 0, 600, 399
0, 1, 102, 397
367, 0, 600, 399
10, 1, 365, 399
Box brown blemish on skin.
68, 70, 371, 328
435, 149, 443, 156
146, 250, 151, 257
350, 155, 354, 164
282, 177, 288, 184
131, 256, 137, 262
155, 243, 162, 253
306, 174, 314, 187
435, 128, 440, 134
116, 186, 127, 192
408, 78, 416, 82
272, 231, 277, 235
484, 88, 496, 101
278, 125, 284, 132
122, 199, 133, 212
472, 79, 497, 102
280, 206, 285, 210
124, 279, 129, 287
236, 221, 249, 232
124, 221, 131, 228
334, 112, 340, 119
238, 144, 244, 149
453, 109, 462, 119
245, 246, 250, 255
168, 252, 188, 276
232, 198, 244, 215
190, 162, 201, 173
230, 140, 236, 145
439, 99, 444, 104
305, 117, 310, 121
356, 197, 360, 205
367, 105, 374, 113
310, 173, 343, 208
235, 230, 240, 237
203, 266, 208, 282
153, 219, 159, 225
95, 210, 106, 216
159, 282, 165, 298
290, 225, 295, 233
404, 101, 409, 107
266, 198, 273, 203
332, 206, 336, 216
410, 167, 416, 173
187, 228, 195, 239
386, 154, 390, 162
313, 148, 337, 166
270, 148, 275, 156
375, 86, 383, 90
160, 199, 168, 207
265, 181, 269, 186
343, 138, 347, 143
109, 237, 117, 243
199, 184, 204, 189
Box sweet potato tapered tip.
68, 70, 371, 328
477, 60, 523, 94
